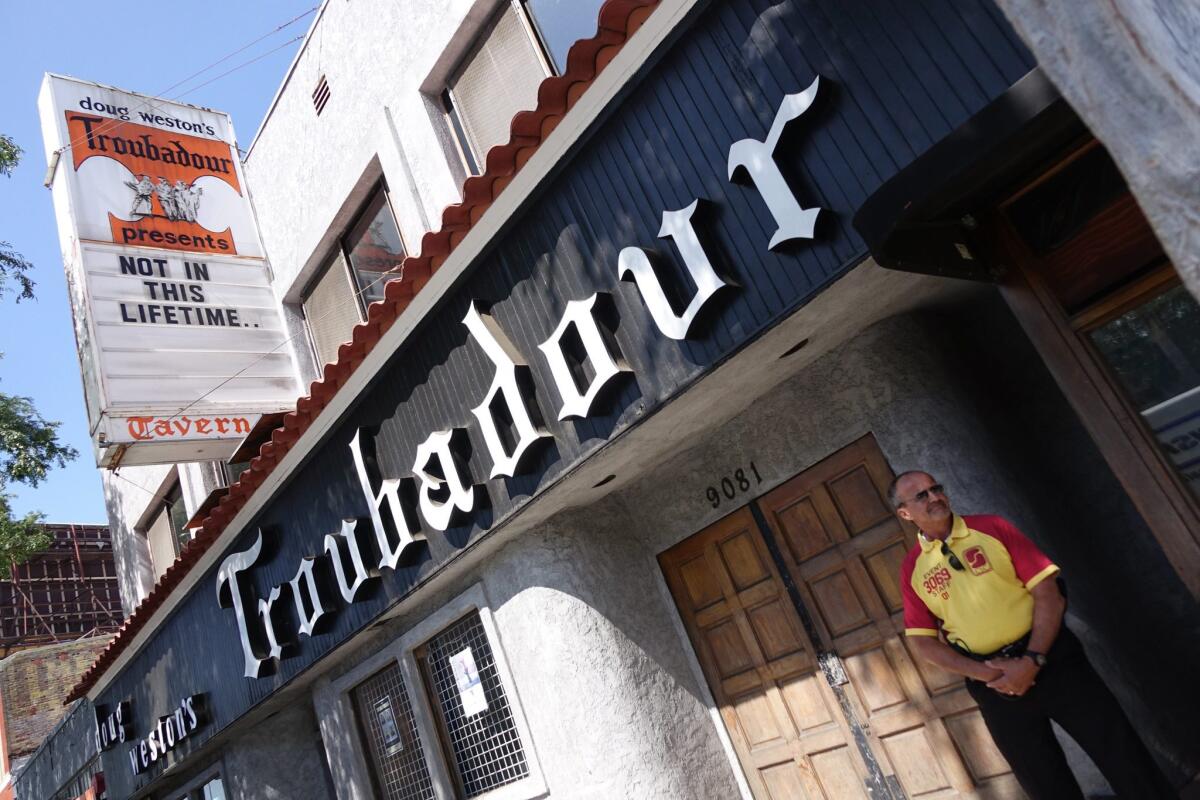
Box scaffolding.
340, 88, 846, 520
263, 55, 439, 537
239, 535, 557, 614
0, 523, 124, 657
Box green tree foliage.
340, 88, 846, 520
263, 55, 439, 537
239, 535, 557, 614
0, 494, 48, 580
0, 133, 77, 575
0, 133, 35, 302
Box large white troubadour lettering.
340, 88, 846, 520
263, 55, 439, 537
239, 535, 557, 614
215, 530, 272, 679
464, 302, 550, 478
349, 428, 424, 570
618, 199, 729, 340
538, 293, 630, 420
728, 75, 824, 249
325, 519, 377, 603
215, 80, 829, 680
413, 429, 479, 531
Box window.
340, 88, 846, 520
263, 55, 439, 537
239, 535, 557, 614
144, 481, 190, 579
317, 586, 545, 800
353, 663, 436, 800
416, 612, 529, 797
172, 772, 227, 800
1086, 278, 1200, 502
301, 186, 406, 365
344, 191, 407, 305
521, 0, 606, 74
442, 2, 552, 172
994, 138, 1200, 592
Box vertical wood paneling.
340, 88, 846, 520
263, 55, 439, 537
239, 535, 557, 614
94, 2, 1034, 796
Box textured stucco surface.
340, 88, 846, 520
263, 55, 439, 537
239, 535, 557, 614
480, 523, 745, 800
220, 701, 336, 800
244, 0, 507, 301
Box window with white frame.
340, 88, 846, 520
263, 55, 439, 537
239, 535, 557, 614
143, 480, 190, 579
301, 185, 407, 366
352, 662, 436, 800
439, 0, 606, 175
318, 587, 544, 800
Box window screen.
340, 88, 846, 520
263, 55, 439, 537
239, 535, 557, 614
448, 3, 548, 165
419, 612, 528, 797
345, 190, 405, 305
353, 662, 436, 800
302, 251, 364, 366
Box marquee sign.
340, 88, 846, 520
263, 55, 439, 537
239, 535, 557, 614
216, 79, 826, 680
37, 75, 301, 467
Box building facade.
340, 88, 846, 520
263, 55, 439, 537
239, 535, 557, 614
22, 1, 1200, 799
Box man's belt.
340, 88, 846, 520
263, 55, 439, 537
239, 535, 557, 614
950, 631, 1031, 662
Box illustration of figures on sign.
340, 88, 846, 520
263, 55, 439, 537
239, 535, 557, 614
123, 173, 204, 222
123, 175, 154, 217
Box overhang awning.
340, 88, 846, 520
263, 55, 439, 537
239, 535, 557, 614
853, 68, 1085, 282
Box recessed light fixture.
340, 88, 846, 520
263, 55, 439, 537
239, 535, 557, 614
778, 338, 810, 359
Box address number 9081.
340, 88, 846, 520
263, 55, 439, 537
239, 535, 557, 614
706, 462, 763, 508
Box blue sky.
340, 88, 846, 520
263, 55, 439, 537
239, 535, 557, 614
0, 2, 314, 523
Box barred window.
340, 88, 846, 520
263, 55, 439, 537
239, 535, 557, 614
417, 612, 529, 797
352, 662, 436, 800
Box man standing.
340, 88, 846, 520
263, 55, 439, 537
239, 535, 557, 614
890, 470, 1174, 799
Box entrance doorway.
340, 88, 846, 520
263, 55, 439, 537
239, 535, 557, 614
660, 436, 1021, 799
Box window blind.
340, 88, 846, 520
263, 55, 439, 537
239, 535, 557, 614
449, 4, 548, 165
303, 252, 364, 367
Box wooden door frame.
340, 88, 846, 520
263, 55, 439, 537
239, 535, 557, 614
985, 149, 1200, 599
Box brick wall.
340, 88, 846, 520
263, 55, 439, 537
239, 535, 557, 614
0, 638, 112, 765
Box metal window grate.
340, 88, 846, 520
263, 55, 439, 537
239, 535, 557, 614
352, 662, 436, 800
421, 612, 528, 797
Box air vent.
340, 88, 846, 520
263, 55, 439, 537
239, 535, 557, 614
312, 75, 331, 115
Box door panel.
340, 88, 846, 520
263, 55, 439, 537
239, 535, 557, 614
758, 436, 1022, 799
661, 508, 871, 799
662, 435, 1025, 799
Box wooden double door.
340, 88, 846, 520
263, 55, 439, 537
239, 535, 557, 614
660, 436, 1021, 799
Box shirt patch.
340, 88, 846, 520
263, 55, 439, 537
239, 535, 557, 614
962, 545, 992, 576
921, 565, 953, 599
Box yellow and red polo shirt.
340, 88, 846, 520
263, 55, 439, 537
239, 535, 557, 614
900, 514, 1059, 655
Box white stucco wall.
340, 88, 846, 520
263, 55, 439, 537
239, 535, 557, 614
102, 461, 223, 613
244, 0, 518, 303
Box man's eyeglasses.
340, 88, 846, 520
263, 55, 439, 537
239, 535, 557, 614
941, 541, 965, 571
897, 483, 945, 508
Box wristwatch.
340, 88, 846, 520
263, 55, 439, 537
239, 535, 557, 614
1025, 650, 1047, 667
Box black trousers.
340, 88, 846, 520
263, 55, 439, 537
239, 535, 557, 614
965, 628, 1175, 800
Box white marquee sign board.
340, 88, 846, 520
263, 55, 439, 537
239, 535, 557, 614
38, 74, 300, 467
